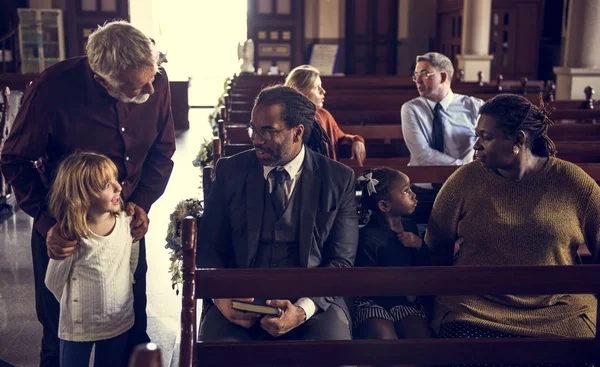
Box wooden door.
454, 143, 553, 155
64, 0, 129, 58
436, 0, 543, 80
345, 0, 399, 75
247, 0, 304, 74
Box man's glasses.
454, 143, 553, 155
412, 70, 440, 82
247, 125, 289, 141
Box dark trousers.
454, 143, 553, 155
31, 227, 150, 367
199, 302, 352, 342
59, 332, 128, 367
200, 303, 352, 366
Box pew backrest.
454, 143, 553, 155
180, 216, 600, 367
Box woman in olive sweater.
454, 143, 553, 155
425, 94, 600, 339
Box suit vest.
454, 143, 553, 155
252, 175, 303, 269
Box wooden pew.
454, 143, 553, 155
179, 217, 600, 367
555, 141, 600, 163
340, 160, 600, 184
224, 122, 600, 146
225, 107, 600, 127
200, 159, 599, 258
223, 124, 405, 146
225, 91, 546, 112
221, 85, 595, 128
129, 343, 162, 367
218, 126, 600, 162
229, 74, 545, 95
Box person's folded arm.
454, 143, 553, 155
424, 170, 466, 265
401, 103, 463, 166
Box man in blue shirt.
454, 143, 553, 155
401, 52, 483, 221
402, 52, 483, 167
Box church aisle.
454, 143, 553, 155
0, 109, 212, 367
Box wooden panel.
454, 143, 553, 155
64, 0, 129, 58
437, 0, 463, 13
248, 0, 303, 70
438, 0, 543, 80
376, 0, 390, 35
436, 11, 461, 68
196, 339, 600, 366
275, 0, 291, 14
345, 0, 398, 75
195, 266, 600, 298
514, 2, 541, 75
354, 0, 368, 34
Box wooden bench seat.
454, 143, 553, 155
229, 74, 545, 95
226, 92, 547, 112
219, 125, 600, 160
224, 108, 600, 127
179, 217, 600, 367
339, 160, 600, 183
223, 122, 600, 148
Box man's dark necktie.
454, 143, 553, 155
432, 103, 444, 153
270, 168, 289, 217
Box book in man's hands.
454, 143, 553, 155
231, 299, 283, 317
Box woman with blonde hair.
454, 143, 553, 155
44, 151, 138, 367
285, 64, 367, 166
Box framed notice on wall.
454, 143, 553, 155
309, 44, 340, 75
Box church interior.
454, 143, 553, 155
1, 0, 600, 366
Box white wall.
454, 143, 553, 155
130, 0, 247, 105
129, 0, 159, 39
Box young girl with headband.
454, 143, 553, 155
354, 167, 432, 340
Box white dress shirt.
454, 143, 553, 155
45, 213, 139, 342
261, 145, 317, 320
401, 90, 484, 166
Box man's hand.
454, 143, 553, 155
125, 202, 149, 241
213, 298, 261, 329
398, 231, 422, 249
350, 141, 366, 167
46, 224, 78, 260
260, 299, 306, 337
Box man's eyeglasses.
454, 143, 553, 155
412, 70, 440, 82
247, 125, 289, 141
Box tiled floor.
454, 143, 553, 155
0, 109, 213, 367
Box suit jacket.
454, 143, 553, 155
197, 147, 359, 313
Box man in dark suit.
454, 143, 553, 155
197, 85, 358, 341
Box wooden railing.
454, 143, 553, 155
179, 217, 600, 367
129, 343, 162, 367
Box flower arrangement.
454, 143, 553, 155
164, 198, 203, 294
192, 138, 214, 168
165, 76, 230, 293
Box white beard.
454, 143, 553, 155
107, 89, 150, 104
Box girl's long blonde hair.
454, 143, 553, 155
48, 151, 120, 241
284, 65, 320, 96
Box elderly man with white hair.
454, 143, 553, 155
1, 21, 175, 367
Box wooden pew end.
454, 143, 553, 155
128, 343, 162, 367
584, 86, 595, 110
